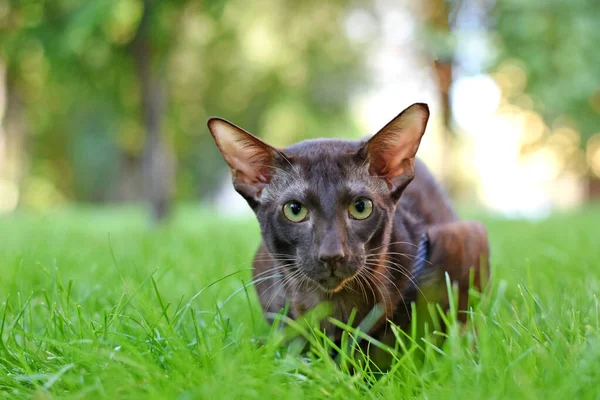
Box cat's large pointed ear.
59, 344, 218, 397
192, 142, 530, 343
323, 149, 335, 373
208, 118, 283, 207
361, 103, 430, 199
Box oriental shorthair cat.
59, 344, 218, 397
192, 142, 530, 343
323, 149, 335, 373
208, 103, 490, 353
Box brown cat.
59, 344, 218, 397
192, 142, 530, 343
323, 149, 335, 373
208, 103, 489, 354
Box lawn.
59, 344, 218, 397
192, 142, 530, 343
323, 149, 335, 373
0, 204, 599, 399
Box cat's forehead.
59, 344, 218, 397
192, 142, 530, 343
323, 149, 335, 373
261, 137, 386, 202
284, 138, 366, 180
283, 138, 363, 158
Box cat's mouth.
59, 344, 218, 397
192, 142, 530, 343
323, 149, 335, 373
316, 274, 354, 293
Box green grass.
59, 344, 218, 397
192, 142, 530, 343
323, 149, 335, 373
1, 204, 599, 399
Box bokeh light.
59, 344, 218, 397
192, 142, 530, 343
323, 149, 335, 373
0, 0, 598, 217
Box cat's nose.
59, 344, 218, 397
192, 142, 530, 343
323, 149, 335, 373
318, 227, 347, 269
318, 250, 346, 268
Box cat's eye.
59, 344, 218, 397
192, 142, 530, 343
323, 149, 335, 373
348, 198, 373, 220
283, 201, 308, 222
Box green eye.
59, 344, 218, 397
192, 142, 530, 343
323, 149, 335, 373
283, 201, 308, 222
349, 198, 373, 220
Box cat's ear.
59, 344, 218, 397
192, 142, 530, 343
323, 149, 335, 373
208, 118, 283, 207
362, 103, 429, 199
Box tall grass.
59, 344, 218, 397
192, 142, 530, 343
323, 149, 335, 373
0, 205, 599, 399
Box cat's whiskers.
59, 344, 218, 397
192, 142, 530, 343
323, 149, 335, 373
367, 253, 421, 278
253, 252, 298, 261
356, 271, 377, 304
364, 249, 425, 317
264, 267, 304, 313
213, 272, 290, 316
374, 258, 429, 302
364, 266, 410, 320
362, 263, 401, 295
357, 268, 397, 317
254, 251, 428, 317
361, 266, 395, 305
244, 273, 285, 285
375, 262, 418, 282
365, 255, 420, 285
368, 251, 434, 267
255, 256, 332, 314
367, 241, 421, 253
349, 273, 369, 304
263, 252, 297, 257
254, 264, 296, 287
252, 258, 297, 264
252, 263, 295, 280
263, 273, 295, 314
253, 258, 296, 263
357, 273, 377, 304
253, 264, 299, 307
254, 253, 296, 258
365, 251, 432, 288
278, 269, 310, 307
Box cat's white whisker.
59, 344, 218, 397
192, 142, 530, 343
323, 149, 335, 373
364, 266, 409, 319
350, 273, 369, 304
253, 264, 296, 289
357, 273, 378, 306
373, 259, 429, 302
367, 251, 434, 267
252, 264, 295, 279
362, 263, 401, 296
359, 268, 397, 317
264, 268, 303, 313
367, 241, 420, 253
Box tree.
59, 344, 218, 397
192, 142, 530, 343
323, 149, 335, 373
420, 0, 456, 190
492, 0, 600, 197
129, 0, 177, 222
0, 0, 371, 217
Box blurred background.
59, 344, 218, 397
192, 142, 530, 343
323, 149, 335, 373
0, 0, 599, 222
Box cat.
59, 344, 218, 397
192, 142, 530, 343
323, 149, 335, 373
207, 103, 490, 357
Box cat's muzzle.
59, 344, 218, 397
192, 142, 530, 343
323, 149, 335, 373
317, 275, 344, 291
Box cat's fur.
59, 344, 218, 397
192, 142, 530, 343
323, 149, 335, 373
208, 103, 490, 351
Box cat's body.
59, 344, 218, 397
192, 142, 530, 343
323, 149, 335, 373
208, 104, 489, 351
253, 152, 486, 340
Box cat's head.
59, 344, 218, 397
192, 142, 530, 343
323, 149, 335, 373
208, 103, 429, 293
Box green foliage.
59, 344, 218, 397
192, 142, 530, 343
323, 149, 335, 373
0, 0, 370, 203
493, 0, 600, 142
0, 205, 600, 398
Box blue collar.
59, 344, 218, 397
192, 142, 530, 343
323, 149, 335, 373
407, 233, 430, 292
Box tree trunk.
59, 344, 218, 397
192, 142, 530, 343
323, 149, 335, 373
114, 153, 143, 203
0, 62, 28, 212
587, 176, 600, 201
420, 0, 456, 194
131, 0, 173, 223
